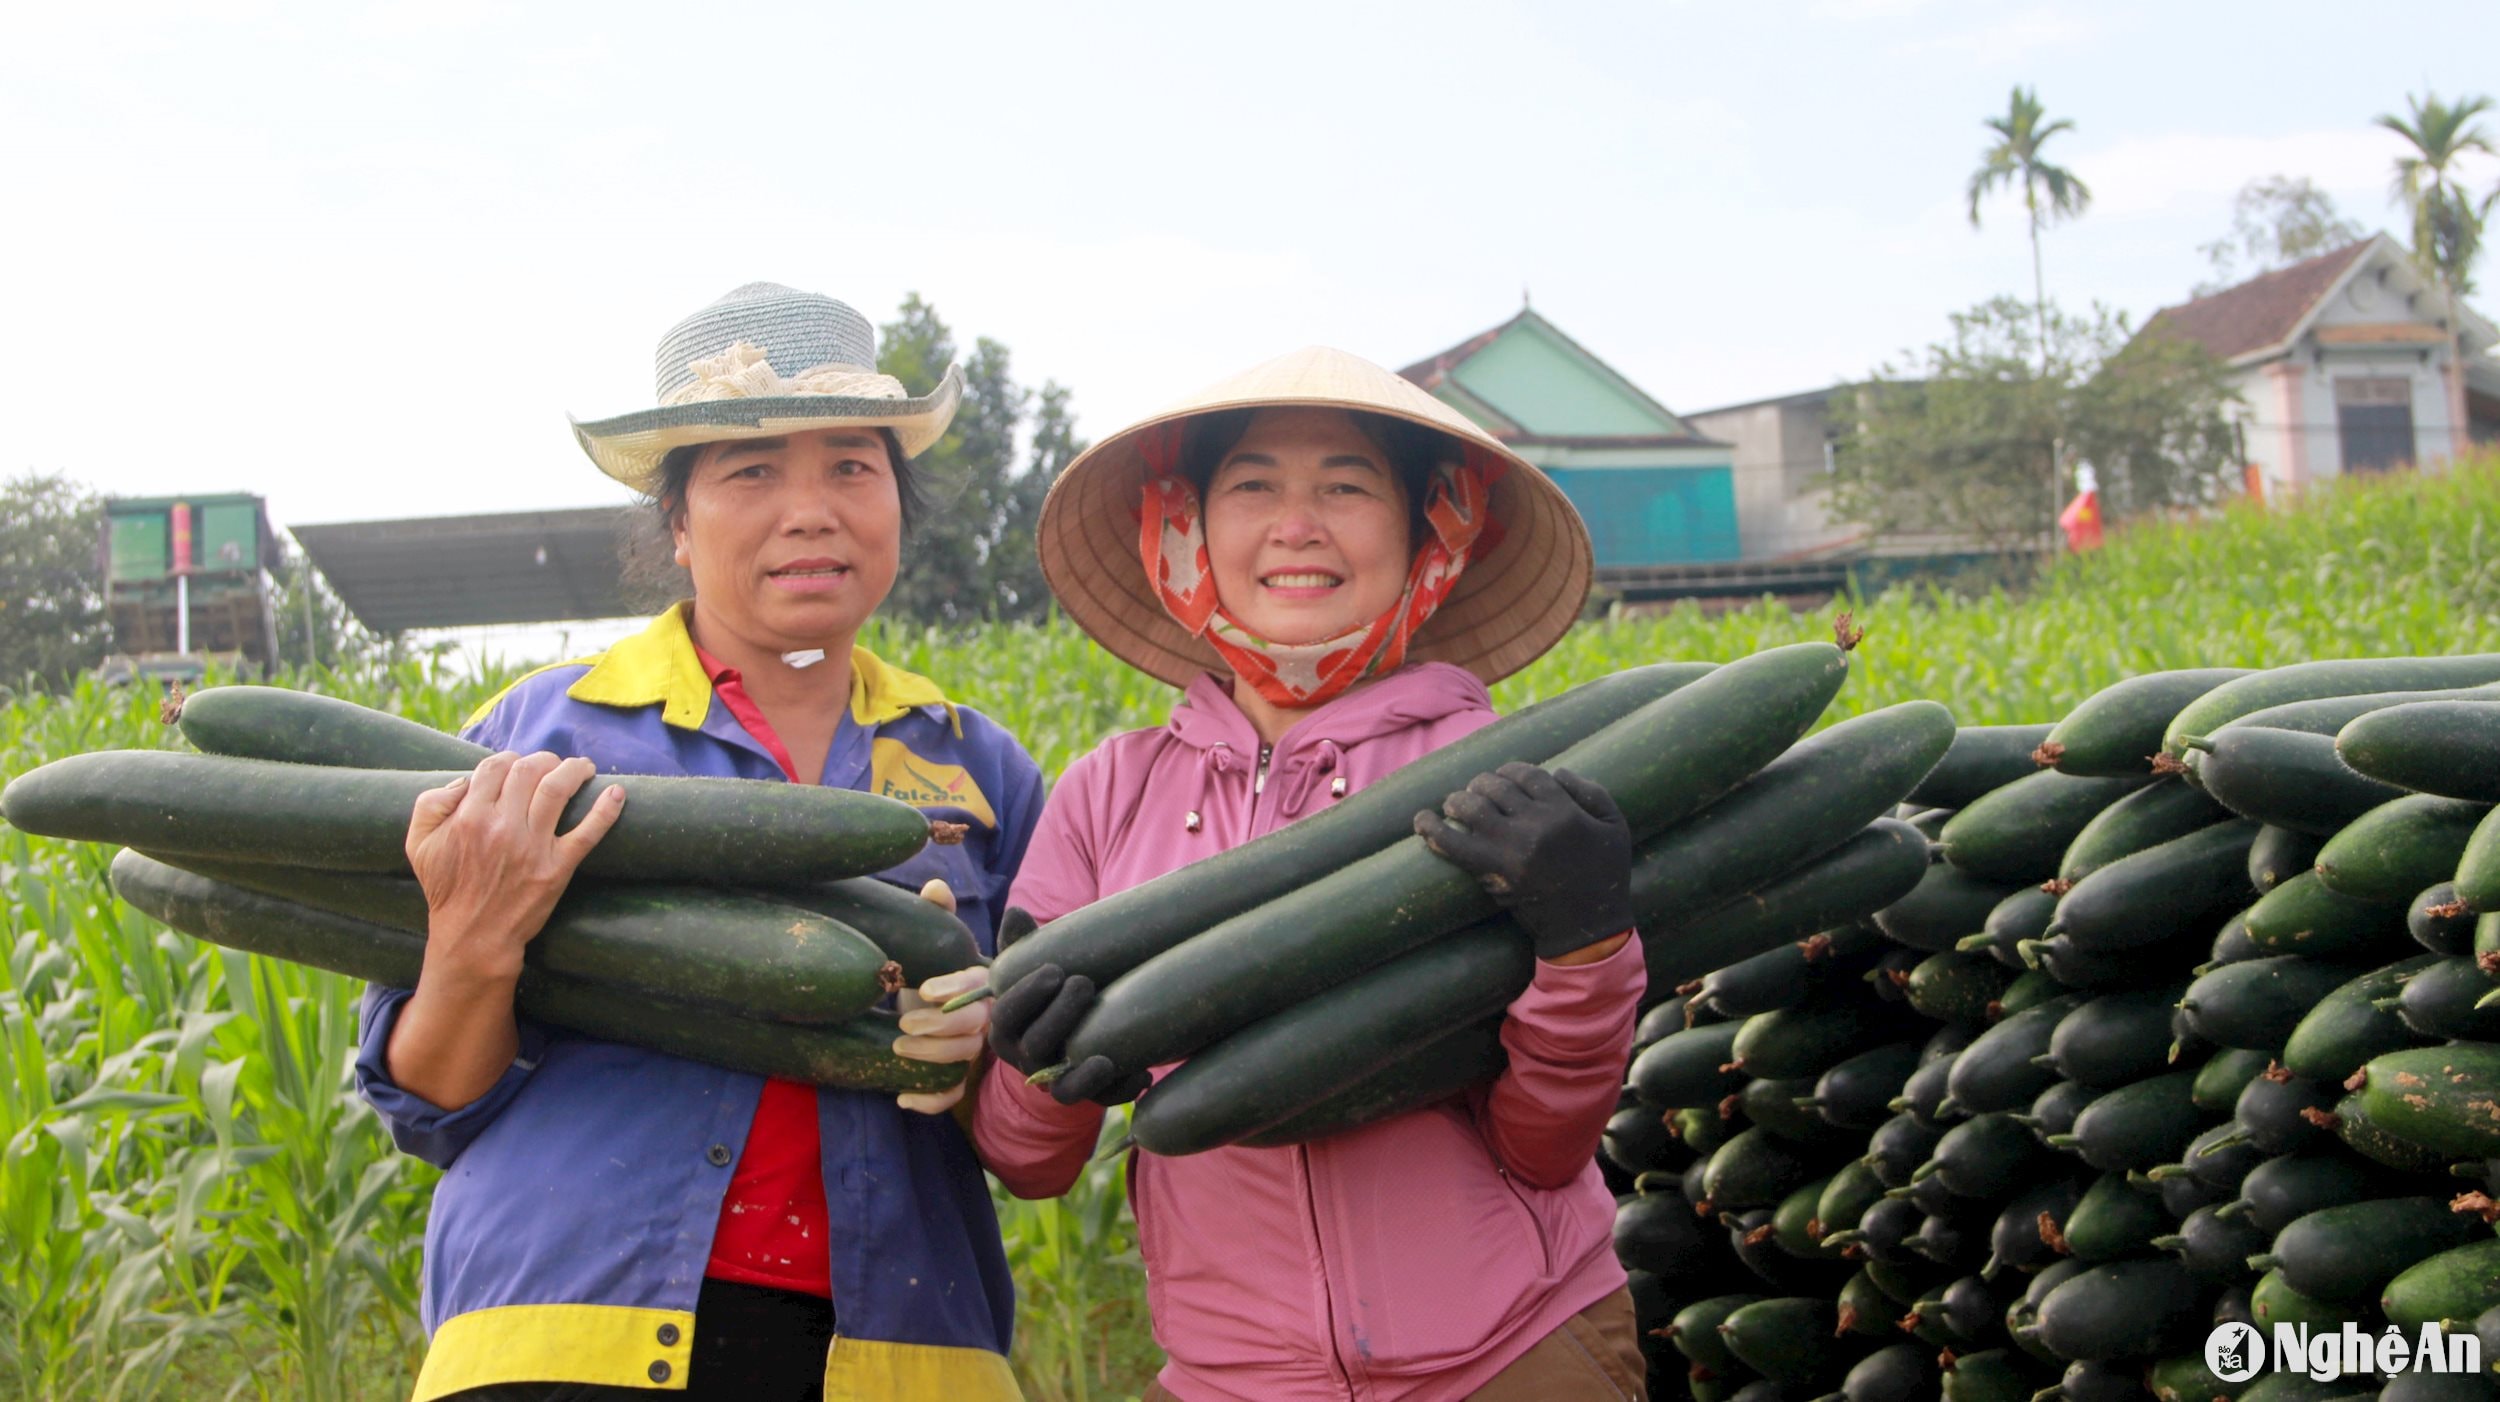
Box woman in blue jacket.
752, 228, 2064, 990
355, 283, 1042, 1402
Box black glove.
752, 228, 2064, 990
988, 961, 1092, 1077
1414, 761, 1635, 961
994, 905, 1038, 951
987, 908, 1152, 1107
1051, 1055, 1151, 1108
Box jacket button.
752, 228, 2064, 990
656, 1322, 680, 1346
648, 1360, 672, 1383
705, 1143, 732, 1167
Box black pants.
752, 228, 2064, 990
449, 1278, 836, 1402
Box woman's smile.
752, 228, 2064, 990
766, 556, 855, 593
1257, 568, 1346, 599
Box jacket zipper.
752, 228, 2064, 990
1299, 1143, 1357, 1394
1258, 747, 1355, 1389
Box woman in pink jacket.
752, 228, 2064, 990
922, 346, 1647, 1400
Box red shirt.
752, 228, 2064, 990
693, 645, 831, 1298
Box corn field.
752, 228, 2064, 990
2, 452, 2497, 1398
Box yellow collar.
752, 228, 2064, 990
564, 603, 955, 731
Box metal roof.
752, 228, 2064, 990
1397, 307, 1716, 445
291, 506, 643, 632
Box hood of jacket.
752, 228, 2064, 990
1165, 661, 1491, 758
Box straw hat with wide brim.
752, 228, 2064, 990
572, 282, 963, 493
1038, 345, 1593, 689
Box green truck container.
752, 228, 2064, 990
98, 494, 279, 675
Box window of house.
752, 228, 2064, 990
2336, 378, 2416, 474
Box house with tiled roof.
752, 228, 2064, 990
1398, 310, 1745, 573
2140, 234, 2500, 492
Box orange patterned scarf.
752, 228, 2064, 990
1135, 421, 1506, 706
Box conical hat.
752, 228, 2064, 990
1037, 346, 1593, 688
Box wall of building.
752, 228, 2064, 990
2235, 348, 2465, 495
1449, 323, 1676, 437
1684, 398, 1853, 560
2232, 247, 2477, 494
1541, 465, 1740, 565
1519, 441, 1741, 566
2236, 362, 2301, 494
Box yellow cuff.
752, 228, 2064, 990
411, 1303, 696, 1399
823, 1335, 1022, 1401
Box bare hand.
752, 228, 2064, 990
384, 752, 624, 1112
895, 966, 990, 1114
404, 751, 626, 987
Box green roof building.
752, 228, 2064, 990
1399, 309, 1740, 569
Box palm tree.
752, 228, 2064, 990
1969, 86, 2092, 550
2378, 89, 2496, 463
1968, 85, 2093, 376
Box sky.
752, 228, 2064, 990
6, 0, 2496, 549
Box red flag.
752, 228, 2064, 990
2059, 488, 2103, 551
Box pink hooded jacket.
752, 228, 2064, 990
974, 663, 1645, 1401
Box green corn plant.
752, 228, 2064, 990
193, 949, 425, 1401
994, 1112, 1157, 1402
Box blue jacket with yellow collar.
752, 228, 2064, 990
353, 606, 1043, 1401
